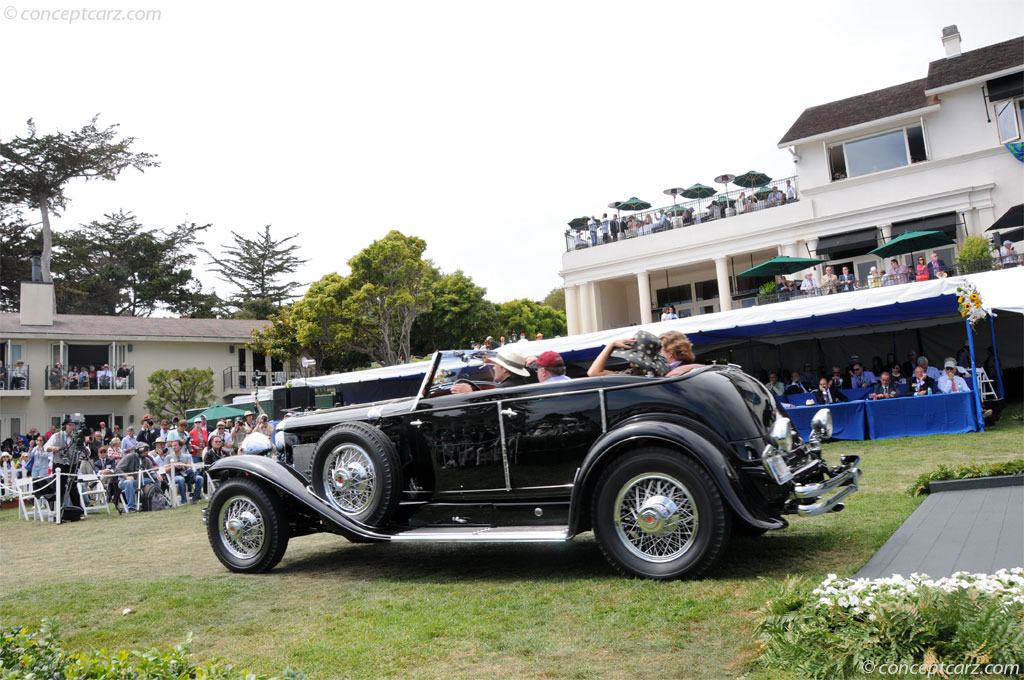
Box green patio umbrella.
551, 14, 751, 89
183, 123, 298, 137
733, 170, 772, 188
618, 196, 652, 211
713, 196, 737, 206
664, 204, 690, 216
869, 230, 954, 258
681, 183, 717, 200
754, 186, 773, 198
188, 404, 249, 424
738, 255, 828, 278
567, 216, 589, 230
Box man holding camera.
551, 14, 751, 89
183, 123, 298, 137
44, 417, 85, 519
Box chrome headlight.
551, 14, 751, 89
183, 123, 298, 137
810, 409, 833, 439
770, 417, 794, 453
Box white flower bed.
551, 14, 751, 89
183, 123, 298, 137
813, 568, 1024, 616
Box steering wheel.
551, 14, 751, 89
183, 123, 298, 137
453, 378, 481, 391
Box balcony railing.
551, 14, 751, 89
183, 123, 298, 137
1, 364, 30, 390
223, 367, 302, 391
565, 176, 800, 252
752, 257, 1016, 307
44, 365, 135, 391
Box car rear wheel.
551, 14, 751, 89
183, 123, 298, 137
207, 478, 289, 573
309, 422, 400, 527
592, 447, 730, 580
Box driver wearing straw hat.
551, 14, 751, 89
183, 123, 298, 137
486, 345, 531, 387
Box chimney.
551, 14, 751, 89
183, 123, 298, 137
20, 252, 55, 326
942, 25, 961, 59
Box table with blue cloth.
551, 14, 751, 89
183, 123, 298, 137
865, 391, 980, 439
785, 401, 867, 441
783, 387, 871, 407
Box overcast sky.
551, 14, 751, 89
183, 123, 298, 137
2, 0, 1021, 307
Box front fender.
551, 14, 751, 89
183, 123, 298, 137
568, 420, 785, 534
209, 455, 390, 542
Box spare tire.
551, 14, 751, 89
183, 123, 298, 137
309, 421, 400, 526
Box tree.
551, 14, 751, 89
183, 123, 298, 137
249, 274, 371, 374
542, 286, 565, 312
144, 368, 216, 420
202, 224, 307, 319
0, 116, 159, 282
411, 270, 498, 354
50, 211, 221, 316
495, 298, 567, 339
0, 205, 40, 312
337, 231, 434, 365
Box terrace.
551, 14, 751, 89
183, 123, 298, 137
564, 175, 800, 253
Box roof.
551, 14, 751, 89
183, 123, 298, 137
778, 79, 930, 146
0, 313, 270, 340
779, 35, 1024, 146
925, 36, 1024, 92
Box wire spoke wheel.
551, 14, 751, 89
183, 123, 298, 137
614, 473, 698, 562
322, 444, 377, 515
218, 495, 266, 559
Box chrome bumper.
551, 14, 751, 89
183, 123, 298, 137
793, 455, 861, 517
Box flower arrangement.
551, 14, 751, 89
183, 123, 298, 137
756, 569, 1024, 679
956, 281, 987, 327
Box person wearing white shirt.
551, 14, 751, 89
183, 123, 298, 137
799, 273, 820, 293
936, 359, 971, 394
785, 180, 796, 202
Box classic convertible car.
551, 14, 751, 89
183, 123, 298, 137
204, 350, 860, 580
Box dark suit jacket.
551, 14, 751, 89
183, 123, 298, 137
813, 386, 848, 405
906, 377, 935, 396
873, 382, 900, 398
784, 382, 809, 395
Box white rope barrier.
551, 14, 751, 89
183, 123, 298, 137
13, 462, 213, 524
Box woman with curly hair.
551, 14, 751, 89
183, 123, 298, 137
660, 331, 702, 377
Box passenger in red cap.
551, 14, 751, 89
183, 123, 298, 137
533, 351, 570, 383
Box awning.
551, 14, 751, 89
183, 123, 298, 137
892, 212, 957, 237
987, 72, 1024, 102
816, 227, 879, 257
986, 204, 1023, 232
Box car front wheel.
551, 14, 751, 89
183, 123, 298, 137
207, 478, 289, 573
309, 422, 400, 527
592, 447, 730, 580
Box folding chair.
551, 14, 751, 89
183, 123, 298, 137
77, 473, 111, 515
15, 476, 38, 521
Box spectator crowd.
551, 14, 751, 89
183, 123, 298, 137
0, 404, 282, 517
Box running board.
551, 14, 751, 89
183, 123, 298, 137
390, 525, 570, 543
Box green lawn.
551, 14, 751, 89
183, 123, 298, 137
2, 404, 1021, 680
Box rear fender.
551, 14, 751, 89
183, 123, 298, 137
568, 420, 785, 534
209, 455, 390, 542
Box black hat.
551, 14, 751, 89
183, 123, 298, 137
611, 331, 669, 376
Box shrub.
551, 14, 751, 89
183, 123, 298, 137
757, 281, 777, 296
957, 235, 995, 272
755, 570, 1024, 680
0, 620, 306, 680
907, 458, 1024, 496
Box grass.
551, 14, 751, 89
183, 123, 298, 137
1, 402, 1021, 679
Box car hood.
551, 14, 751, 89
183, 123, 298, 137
279, 396, 415, 432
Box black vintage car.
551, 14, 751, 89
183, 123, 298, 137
204, 351, 860, 580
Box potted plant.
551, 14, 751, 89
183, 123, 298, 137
756, 281, 778, 305
956, 235, 995, 274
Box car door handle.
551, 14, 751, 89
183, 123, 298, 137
410, 420, 424, 427
500, 408, 518, 417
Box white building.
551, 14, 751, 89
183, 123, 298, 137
560, 27, 1024, 335
0, 281, 294, 440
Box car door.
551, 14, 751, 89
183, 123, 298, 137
406, 396, 508, 498
499, 382, 604, 495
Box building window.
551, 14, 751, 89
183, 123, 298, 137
828, 124, 928, 181
996, 98, 1023, 144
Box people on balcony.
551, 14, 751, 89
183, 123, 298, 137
115, 362, 131, 389
821, 266, 838, 294
48, 363, 63, 390
927, 252, 947, 278
1000, 240, 1018, 267
838, 266, 856, 292
10, 360, 28, 390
